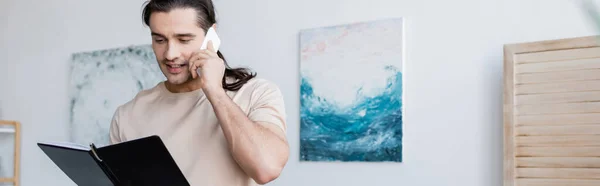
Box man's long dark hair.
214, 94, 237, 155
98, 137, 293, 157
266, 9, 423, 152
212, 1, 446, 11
142, 0, 256, 91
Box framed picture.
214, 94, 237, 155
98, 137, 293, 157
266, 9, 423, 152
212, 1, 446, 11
68, 45, 165, 146
299, 18, 405, 162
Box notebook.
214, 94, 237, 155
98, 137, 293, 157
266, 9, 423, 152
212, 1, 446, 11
37, 135, 190, 186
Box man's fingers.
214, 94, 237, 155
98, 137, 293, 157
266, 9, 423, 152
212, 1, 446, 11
198, 49, 218, 59
189, 61, 197, 79
189, 59, 208, 79
207, 40, 215, 53
189, 52, 209, 62
196, 52, 212, 60
187, 43, 219, 79
188, 52, 209, 71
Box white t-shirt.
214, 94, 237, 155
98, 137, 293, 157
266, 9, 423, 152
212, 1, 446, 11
109, 77, 287, 186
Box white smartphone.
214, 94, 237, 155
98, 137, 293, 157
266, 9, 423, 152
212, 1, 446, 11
196, 27, 221, 76
200, 27, 221, 51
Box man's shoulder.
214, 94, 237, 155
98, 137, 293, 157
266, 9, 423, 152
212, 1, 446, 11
234, 77, 285, 107
238, 77, 281, 93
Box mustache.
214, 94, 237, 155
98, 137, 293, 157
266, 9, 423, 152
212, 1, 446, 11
161, 59, 189, 65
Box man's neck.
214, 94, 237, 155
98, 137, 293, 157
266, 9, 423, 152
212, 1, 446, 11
164, 79, 203, 93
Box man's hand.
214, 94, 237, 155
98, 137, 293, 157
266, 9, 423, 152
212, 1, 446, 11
189, 41, 225, 90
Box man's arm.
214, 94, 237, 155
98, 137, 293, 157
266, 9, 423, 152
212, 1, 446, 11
109, 106, 122, 144
203, 83, 289, 185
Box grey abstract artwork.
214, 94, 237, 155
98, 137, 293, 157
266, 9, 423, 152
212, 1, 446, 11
69, 44, 165, 146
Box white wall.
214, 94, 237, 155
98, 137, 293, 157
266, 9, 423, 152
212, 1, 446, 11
1, 0, 598, 185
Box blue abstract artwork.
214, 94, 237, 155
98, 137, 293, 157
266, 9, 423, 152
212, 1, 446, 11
299, 18, 404, 162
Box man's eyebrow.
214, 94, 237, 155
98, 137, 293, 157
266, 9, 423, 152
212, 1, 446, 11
175, 33, 196, 37
151, 32, 165, 37
150, 32, 196, 38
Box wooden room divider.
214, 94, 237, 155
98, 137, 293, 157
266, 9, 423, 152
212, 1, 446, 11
504, 35, 600, 186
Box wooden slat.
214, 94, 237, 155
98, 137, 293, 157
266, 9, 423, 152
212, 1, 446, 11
517, 157, 600, 168
516, 178, 600, 186
516, 69, 600, 84
504, 40, 517, 186
516, 57, 600, 73
517, 147, 600, 157
516, 135, 600, 147
517, 168, 600, 179
516, 113, 600, 126
515, 47, 600, 64
0, 177, 13, 183
14, 121, 20, 186
516, 102, 600, 115
515, 80, 600, 95
507, 35, 600, 54
516, 91, 600, 105
516, 125, 600, 136
0, 120, 17, 126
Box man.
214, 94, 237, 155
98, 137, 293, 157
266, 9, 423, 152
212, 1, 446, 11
109, 0, 289, 185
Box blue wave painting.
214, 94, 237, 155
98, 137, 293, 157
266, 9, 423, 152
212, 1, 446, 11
299, 18, 404, 162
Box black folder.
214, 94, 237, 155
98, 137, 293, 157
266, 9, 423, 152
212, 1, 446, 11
37, 135, 190, 186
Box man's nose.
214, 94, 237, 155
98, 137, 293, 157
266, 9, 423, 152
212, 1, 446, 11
165, 43, 180, 61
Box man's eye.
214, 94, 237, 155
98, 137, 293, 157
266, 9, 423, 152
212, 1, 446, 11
154, 38, 165, 43
180, 39, 191, 43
